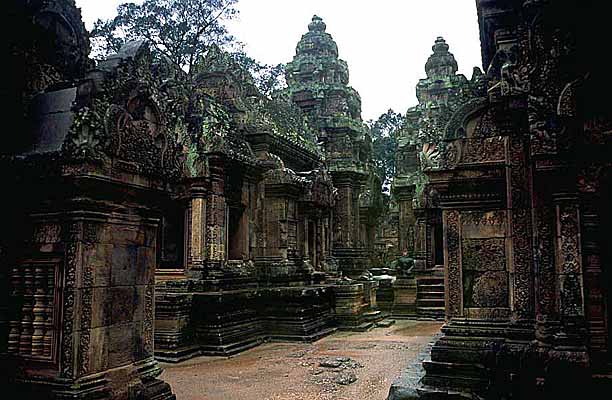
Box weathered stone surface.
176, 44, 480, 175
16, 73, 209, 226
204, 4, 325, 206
26, 88, 77, 154
5, 2, 610, 399
393, 2, 612, 399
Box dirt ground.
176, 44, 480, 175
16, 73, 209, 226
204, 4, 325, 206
160, 320, 442, 400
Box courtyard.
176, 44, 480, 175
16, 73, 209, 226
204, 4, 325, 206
4, 1, 611, 399
160, 321, 442, 400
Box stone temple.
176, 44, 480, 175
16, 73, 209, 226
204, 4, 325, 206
1, 1, 610, 399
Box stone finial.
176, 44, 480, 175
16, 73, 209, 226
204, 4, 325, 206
425, 36, 458, 78
432, 37, 450, 53
309, 15, 327, 32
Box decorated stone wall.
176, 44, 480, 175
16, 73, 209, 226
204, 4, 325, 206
2, 14, 179, 397
391, 1, 612, 398
393, 37, 486, 261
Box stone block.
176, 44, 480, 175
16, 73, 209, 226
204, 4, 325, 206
133, 285, 146, 322
460, 211, 506, 239
144, 226, 157, 248
108, 324, 135, 368
137, 247, 156, 285
111, 245, 138, 286
393, 278, 417, 318
100, 224, 145, 246
83, 243, 113, 287
91, 287, 112, 328
110, 287, 137, 324
132, 321, 148, 360
25, 88, 77, 155
88, 327, 109, 373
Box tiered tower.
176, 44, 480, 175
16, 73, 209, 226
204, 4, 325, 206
286, 15, 382, 277
390, 38, 484, 319
394, 37, 482, 260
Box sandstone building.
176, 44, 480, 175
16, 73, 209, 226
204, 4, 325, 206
1, 1, 610, 399
390, 1, 612, 398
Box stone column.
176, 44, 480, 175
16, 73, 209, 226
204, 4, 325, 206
396, 186, 416, 257
353, 184, 362, 248
186, 181, 208, 276
578, 192, 608, 367
303, 217, 309, 261
553, 194, 587, 329
413, 206, 428, 271
507, 136, 535, 322
442, 209, 462, 319
205, 155, 227, 271
532, 172, 560, 343
331, 172, 369, 277
334, 182, 353, 248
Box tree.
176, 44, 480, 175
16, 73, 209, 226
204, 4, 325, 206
231, 51, 286, 97
90, 0, 286, 96
90, 0, 238, 77
367, 109, 404, 191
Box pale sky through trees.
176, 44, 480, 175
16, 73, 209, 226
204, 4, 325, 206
75, 0, 482, 121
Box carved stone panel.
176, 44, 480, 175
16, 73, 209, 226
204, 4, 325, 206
460, 211, 510, 311
556, 202, 584, 317
461, 239, 508, 309
206, 195, 226, 262
462, 238, 506, 272
459, 137, 507, 165
189, 197, 206, 267
61, 221, 80, 378
444, 210, 462, 318
508, 136, 535, 320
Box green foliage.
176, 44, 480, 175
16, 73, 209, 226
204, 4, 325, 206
200, 98, 231, 142
259, 91, 319, 153
90, 1, 286, 98
90, 0, 238, 76
367, 109, 404, 190
231, 51, 286, 97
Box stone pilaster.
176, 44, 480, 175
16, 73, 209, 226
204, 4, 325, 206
205, 155, 227, 271
185, 181, 208, 277
395, 186, 416, 257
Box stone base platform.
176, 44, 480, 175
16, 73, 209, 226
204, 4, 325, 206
392, 276, 417, 319
387, 319, 606, 400
154, 284, 337, 362
333, 283, 384, 331
4, 357, 175, 400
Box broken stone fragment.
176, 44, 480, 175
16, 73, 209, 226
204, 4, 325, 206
335, 372, 357, 385
319, 359, 343, 368
376, 319, 396, 328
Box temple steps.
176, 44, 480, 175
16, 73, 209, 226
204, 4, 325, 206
198, 335, 264, 357
337, 322, 374, 332
417, 299, 445, 308
155, 344, 202, 363
421, 360, 490, 392
416, 275, 445, 320
268, 326, 338, 342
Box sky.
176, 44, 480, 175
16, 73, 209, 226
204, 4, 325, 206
75, 0, 482, 121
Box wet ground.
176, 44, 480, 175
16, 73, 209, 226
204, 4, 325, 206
160, 320, 442, 400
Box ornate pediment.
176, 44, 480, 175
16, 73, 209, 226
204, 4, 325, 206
63, 41, 184, 179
